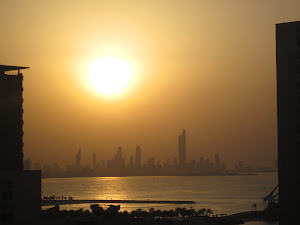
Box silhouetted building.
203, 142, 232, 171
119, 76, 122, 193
147, 157, 155, 168
117, 146, 122, 158
0, 65, 41, 224
135, 144, 141, 167
0, 65, 28, 170
276, 21, 300, 225
24, 158, 33, 170
199, 157, 204, 169
204, 158, 210, 170
92, 153, 97, 170
75, 148, 81, 170
215, 154, 221, 170
129, 155, 134, 168
107, 146, 125, 170
166, 158, 171, 167
235, 161, 244, 172
34, 162, 41, 170
178, 129, 186, 166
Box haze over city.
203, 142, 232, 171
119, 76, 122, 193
2, 0, 299, 169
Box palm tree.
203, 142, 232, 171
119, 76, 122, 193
188, 208, 196, 217
148, 208, 155, 218
201, 208, 207, 216
136, 208, 143, 218
122, 210, 129, 217
206, 209, 213, 217
197, 209, 205, 217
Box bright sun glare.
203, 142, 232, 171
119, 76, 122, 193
89, 57, 132, 95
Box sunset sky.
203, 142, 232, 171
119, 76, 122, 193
1, 0, 300, 168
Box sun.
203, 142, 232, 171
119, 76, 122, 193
89, 57, 132, 95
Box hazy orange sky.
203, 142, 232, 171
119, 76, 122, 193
1, 0, 300, 168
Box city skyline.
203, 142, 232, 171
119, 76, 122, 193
24, 145, 277, 178
2, 1, 293, 223
2, 0, 297, 168
23, 131, 277, 175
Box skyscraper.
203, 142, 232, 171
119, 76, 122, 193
117, 146, 122, 158
107, 146, 125, 170
0, 65, 28, 170
136, 144, 141, 167
276, 21, 300, 225
178, 129, 186, 166
0, 65, 41, 224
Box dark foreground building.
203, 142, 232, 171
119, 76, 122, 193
0, 65, 27, 170
276, 21, 300, 224
0, 65, 41, 225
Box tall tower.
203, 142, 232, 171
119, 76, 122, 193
117, 146, 122, 158
276, 21, 300, 224
0, 65, 28, 170
136, 144, 141, 167
178, 129, 186, 166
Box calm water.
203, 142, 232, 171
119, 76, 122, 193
42, 173, 277, 217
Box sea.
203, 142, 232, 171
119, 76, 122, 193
42, 173, 278, 225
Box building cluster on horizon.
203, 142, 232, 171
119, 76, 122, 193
24, 128, 277, 178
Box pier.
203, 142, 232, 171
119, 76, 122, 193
41, 199, 195, 206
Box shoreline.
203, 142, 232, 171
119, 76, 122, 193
41, 173, 262, 179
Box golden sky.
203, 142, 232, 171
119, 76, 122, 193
1, 0, 300, 168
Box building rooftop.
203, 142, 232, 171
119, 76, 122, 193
0, 65, 29, 72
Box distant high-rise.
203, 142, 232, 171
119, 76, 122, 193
276, 21, 300, 224
107, 146, 125, 170
92, 153, 97, 170
199, 157, 204, 169
117, 146, 122, 158
75, 149, 81, 170
136, 144, 141, 167
24, 158, 33, 170
129, 155, 134, 167
178, 129, 186, 166
215, 154, 221, 170
0, 65, 28, 170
